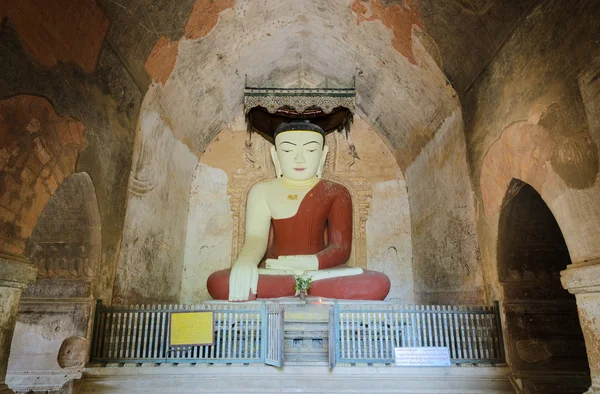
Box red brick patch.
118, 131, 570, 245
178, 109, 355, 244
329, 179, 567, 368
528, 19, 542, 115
145, 0, 235, 85
185, 0, 235, 40
0, 0, 109, 73
351, 0, 423, 65
0, 95, 86, 255
145, 37, 180, 86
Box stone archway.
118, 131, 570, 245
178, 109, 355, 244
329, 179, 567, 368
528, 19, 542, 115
497, 179, 589, 393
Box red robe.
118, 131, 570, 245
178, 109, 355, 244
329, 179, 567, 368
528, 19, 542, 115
265, 180, 352, 270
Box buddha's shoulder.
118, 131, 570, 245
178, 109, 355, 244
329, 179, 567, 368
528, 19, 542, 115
320, 179, 351, 196
249, 178, 278, 194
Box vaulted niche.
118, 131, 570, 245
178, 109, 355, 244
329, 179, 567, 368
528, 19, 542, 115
497, 179, 589, 392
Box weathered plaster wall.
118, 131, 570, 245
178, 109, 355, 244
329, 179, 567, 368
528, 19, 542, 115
405, 110, 483, 304
113, 91, 198, 305
97, 0, 539, 99
179, 115, 413, 303
461, 3, 600, 386
462, 0, 600, 303
181, 162, 233, 303
367, 179, 413, 302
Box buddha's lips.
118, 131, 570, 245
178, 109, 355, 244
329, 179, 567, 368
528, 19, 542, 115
293, 168, 306, 171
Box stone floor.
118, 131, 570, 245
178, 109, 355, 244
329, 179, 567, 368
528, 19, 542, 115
77, 364, 515, 393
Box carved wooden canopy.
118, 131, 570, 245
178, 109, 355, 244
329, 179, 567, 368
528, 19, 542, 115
244, 82, 356, 143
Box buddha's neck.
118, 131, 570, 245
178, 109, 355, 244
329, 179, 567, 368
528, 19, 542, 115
279, 176, 320, 189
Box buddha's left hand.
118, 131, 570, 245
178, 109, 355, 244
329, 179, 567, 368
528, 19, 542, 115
265, 255, 319, 274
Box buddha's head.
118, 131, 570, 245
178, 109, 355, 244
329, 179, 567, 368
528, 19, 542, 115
271, 121, 329, 182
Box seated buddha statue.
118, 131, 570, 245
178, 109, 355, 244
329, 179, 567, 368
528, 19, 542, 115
207, 121, 390, 302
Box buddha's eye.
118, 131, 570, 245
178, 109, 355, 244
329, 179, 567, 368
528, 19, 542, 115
282, 149, 292, 153
307, 149, 317, 153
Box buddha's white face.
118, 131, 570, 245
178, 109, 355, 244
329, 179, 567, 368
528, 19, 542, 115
274, 131, 325, 181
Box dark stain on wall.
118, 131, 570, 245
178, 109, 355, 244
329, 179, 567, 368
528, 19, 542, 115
418, 0, 540, 94
463, 1, 600, 187
97, 0, 198, 91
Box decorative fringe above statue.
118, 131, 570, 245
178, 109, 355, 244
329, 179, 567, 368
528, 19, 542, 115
243, 78, 356, 144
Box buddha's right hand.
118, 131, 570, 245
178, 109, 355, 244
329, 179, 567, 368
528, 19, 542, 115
228, 260, 259, 302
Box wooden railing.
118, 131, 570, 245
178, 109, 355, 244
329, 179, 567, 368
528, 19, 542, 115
331, 302, 505, 365
90, 302, 282, 364
90, 301, 504, 367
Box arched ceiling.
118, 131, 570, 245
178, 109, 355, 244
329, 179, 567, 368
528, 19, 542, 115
146, 1, 453, 169
95, 0, 538, 169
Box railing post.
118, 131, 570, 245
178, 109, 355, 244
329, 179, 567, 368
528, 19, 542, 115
260, 302, 267, 363
493, 300, 505, 362
333, 302, 340, 364
163, 307, 170, 364
89, 299, 103, 362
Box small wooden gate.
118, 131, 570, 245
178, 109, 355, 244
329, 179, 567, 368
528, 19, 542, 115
263, 304, 284, 367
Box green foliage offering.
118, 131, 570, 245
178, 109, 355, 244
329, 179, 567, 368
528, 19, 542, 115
294, 275, 312, 292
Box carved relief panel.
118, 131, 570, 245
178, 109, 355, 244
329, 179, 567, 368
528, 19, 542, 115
25, 172, 101, 282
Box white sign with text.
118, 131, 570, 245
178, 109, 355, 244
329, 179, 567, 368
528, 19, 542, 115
394, 347, 451, 367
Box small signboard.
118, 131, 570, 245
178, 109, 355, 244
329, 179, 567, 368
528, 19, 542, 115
169, 311, 214, 346
395, 347, 451, 367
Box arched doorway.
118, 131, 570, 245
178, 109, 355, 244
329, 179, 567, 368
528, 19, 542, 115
498, 179, 590, 393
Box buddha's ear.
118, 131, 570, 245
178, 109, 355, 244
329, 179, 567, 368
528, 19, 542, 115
270, 145, 283, 178
317, 145, 329, 178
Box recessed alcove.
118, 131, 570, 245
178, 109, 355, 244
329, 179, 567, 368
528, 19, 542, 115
180, 114, 414, 303
497, 179, 590, 392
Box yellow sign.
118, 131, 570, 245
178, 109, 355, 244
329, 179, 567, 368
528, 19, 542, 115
170, 312, 214, 346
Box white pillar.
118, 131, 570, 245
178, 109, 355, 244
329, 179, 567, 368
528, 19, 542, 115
562, 259, 600, 393
0, 254, 37, 394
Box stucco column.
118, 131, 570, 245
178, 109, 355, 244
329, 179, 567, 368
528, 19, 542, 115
561, 260, 600, 393
0, 254, 37, 394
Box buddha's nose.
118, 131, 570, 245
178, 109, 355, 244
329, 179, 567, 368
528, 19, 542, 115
294, 149, 306, 163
